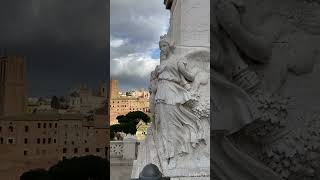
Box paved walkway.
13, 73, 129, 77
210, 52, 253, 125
110, 158, 134, 180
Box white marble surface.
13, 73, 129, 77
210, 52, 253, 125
168, 0, 210, 49
131, 0, 210, 178
122, 135, 137, 160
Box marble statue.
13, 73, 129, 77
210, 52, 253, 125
132, 33, 210, 179
132, 1, 210, 178
153, 34, 206, 169
211, 0, 320, 179
149, 68, 158, 118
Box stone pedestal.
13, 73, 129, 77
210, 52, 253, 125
123, 135, 137, 160
167, 0, 210, 55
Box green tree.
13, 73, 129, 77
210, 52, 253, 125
50, 96, 60, 109
49, 156, 109, 180
110, 124, 122, 139
126, 111, 150, 125
111, 111, 151, 136
121, 122, 137, 135
116, 115, 126, 122
21, 156, 109, 180
20, 169, 52, 180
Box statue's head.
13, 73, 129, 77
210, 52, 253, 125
159, 34, 172, 61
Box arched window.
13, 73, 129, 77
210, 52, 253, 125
9, 126, 13, 132
25, 126, 29, 132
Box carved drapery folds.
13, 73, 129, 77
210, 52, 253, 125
133, 34, 210, 178
211, 0, 320, 179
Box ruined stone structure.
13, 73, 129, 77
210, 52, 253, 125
109, 80, 150, 125
0, 56, 27, 116
110, 79, 120, 99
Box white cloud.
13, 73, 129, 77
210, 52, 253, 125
111, 53, 159, 77
110, 52, 160, 91
110, 0, 170, 90
110, 38, 126, 48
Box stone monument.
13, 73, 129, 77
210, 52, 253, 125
211, 0, 320, 179
132, 0, 210, 179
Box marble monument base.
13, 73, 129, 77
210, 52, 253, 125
131, 128, 210, 179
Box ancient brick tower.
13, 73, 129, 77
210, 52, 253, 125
110, 79, 119, 98
0, 56, 27, 116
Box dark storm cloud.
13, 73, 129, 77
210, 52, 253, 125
0, 0, 109, 97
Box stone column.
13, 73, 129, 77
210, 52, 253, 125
165, 0, 210, 54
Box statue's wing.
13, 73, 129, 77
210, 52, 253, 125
183, 50, 210, 73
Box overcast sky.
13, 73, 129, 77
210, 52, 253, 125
0, 0, 109, 97
110, 0, 170, 91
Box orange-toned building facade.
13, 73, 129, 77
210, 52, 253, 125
109, 80, 150, 125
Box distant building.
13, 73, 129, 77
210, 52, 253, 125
109, 80, 150, 125
67, 82, 107, 114
129, 89, 150, 99
26, 97, 57, 114
0, 56, 27, 116
0, 111, 109, 179
0, 57, 110, 179
136, 121, 150, 141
